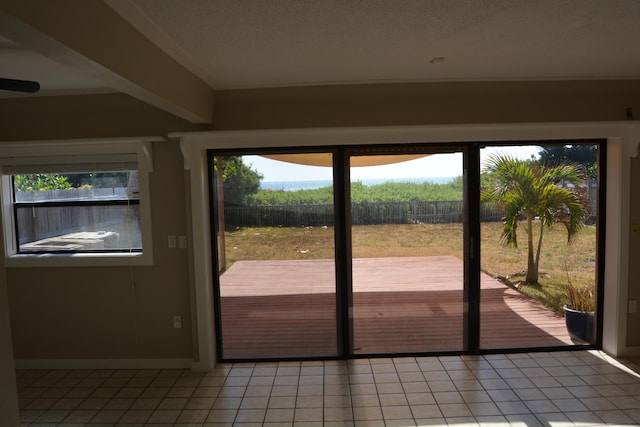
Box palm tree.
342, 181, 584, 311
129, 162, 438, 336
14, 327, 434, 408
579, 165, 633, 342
482, 154, 589, 284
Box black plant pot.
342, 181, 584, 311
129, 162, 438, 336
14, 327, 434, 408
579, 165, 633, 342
563, 305, 595, 344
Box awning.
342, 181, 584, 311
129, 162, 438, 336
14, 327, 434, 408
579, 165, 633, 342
260, 153, 430, 167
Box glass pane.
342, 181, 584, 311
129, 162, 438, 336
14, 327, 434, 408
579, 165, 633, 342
14, 172, 137, 202
16, 205, 141, 252
214, 153, 337, 359
13, 171, 141, 252
350, 152, 465, 354
480, 144, 599, 349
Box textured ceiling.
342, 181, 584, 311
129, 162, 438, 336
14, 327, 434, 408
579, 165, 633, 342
2, 0, 640, 99
119, 0, 640, 89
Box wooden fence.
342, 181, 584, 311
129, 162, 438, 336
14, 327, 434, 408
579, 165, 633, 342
224, 201, 504, 228
15, 188, 140, 246
16, 205, 138, 244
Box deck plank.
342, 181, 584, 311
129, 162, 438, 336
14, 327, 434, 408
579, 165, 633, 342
219, 256, 573, 359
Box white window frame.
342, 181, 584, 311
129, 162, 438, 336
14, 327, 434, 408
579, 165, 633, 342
0, 137, 159, 267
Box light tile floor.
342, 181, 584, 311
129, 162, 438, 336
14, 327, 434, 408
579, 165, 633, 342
17, 351, 640, 426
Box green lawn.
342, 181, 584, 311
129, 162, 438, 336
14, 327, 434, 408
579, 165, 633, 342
222, 222, 597, 315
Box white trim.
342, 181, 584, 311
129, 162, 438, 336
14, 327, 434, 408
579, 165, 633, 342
4, 252, 150, 268
170, 122, 636, 149
175, 122, 640, 364
0, 137, 163, 156
14, 358, 192, 370
0, 137, 161, 267
0, 154, 137, 174
603, 138, 626, 355
180, 141, 217, 372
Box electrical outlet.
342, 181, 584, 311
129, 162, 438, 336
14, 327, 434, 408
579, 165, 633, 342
168, 235, 176, 248
630, 300, 638, 314
179, 235, 187, 249
173, 315, 182, 329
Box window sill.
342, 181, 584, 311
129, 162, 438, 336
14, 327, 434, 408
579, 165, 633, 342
4, 251, 152, 268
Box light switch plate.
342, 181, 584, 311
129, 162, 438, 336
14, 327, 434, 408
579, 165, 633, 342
173, 315, 182, 328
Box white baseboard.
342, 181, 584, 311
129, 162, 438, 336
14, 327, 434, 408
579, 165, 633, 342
14, 358, 193, 370
191, 359, 215, 372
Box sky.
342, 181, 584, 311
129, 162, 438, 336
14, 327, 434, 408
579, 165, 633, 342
244, 145, 542, 182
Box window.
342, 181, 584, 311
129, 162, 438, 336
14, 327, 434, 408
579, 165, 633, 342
12, 170, 141, 254
0, 138, 157, 266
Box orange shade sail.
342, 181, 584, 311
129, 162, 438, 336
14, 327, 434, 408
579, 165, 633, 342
260, 153, 431, 167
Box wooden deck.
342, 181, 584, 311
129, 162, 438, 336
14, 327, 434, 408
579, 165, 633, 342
219, 256, 573, 359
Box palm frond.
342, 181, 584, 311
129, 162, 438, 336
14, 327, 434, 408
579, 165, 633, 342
482, 153, 590, 284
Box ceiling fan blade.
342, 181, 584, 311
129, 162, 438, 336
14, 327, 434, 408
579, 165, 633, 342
0, 78, 40, 93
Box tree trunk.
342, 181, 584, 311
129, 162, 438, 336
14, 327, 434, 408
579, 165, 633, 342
533, 218, 545, 281
525, 213, 539, 284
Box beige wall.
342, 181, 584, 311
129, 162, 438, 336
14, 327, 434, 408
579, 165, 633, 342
214, 81, 640, 129
1, 80, 639, 362
0, 227, 19, 424
0, 93, 210, 141
1, 94, 205, 361
6, 142, 194, 360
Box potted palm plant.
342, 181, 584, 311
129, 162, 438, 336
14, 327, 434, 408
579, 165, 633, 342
563, 279, 596, 344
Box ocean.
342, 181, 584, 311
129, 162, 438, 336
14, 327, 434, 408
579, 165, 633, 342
260, 177, 456, 192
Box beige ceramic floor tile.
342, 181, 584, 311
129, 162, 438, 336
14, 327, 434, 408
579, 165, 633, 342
234, 408, 266, 423
177, 408, 210, 423
146, 408, 181, 423
16, 352, 640, 427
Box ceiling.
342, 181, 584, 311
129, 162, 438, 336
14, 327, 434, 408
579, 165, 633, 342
1, 0, 640, 111
116, 0, 640, 89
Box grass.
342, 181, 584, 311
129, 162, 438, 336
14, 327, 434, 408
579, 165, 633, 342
481, 222, 596, 315
222, 226, 336, 262
222, 222, 597, 315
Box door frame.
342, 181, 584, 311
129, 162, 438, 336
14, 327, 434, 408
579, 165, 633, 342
341, 144, 476, 356
176, 122, 633, 371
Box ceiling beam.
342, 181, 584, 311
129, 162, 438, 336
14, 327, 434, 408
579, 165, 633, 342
0, 0, 214, 124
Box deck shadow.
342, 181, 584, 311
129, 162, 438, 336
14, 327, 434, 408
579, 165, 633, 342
220, 288, 571, 359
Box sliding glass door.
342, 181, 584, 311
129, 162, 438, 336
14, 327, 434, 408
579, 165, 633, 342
209, 141, 603, 360
348, 151, 466, 354
212, 153, 337, 359
479, 143, 602, 350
